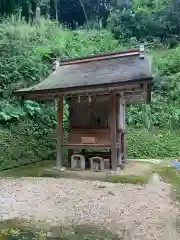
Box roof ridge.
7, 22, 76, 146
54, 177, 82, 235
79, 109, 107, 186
59, 48, 140, 66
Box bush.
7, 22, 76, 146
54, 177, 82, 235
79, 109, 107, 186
127, 128, 180, 159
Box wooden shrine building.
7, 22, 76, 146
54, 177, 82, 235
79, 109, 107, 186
14, 46, 152, 171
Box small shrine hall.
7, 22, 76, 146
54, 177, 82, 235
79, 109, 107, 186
14, 45, 152, 172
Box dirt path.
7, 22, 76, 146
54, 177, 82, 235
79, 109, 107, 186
0, 177, 179, 239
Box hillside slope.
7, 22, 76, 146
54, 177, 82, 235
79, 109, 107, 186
1, 18, 180, 169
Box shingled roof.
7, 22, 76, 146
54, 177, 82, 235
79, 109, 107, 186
14, 47, 152, 99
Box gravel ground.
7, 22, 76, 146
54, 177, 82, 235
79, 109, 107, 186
0, 176, 179, 239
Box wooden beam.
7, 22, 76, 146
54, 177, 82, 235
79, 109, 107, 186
63, 144, 113, 149
20, 80, 152, 101
110, 94, 117, 171
24, 91, 147, 104
56, 96, 64, 168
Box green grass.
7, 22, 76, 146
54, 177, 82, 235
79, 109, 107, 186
152, 164, 180, 201
48, 225, 121, 240
0, 219, 121, 240
152, 164, 180, 233
0, 160, 55, 178
105, 174, 149, 184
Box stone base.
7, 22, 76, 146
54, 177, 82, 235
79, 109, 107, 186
119, 164, 126, 170
123, 160, 128, 164
52, 166, 66, 172
107, 168, 121, 176
106, 164, 126, 175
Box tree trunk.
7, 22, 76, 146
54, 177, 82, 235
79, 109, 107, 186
78, 0, 88, 23
54, 0, 58, 22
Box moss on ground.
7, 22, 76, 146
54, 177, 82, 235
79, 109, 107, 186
105, 174, 149, 184
152, 164, 180, 201
0, 160, 55, 178
152, 163, 180, 233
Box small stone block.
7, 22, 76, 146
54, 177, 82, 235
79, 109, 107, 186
90, 156, 104, 172
71, 154, 85, 170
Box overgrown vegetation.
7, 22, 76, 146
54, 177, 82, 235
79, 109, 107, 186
2, 0, 180, 45
0, 220, 121, 240
0, 17, 121, 169
127, 128, 180, 158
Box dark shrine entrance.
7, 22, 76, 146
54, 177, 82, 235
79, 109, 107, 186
65, 93, 126, 171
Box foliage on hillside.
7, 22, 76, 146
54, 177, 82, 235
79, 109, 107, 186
127, 46, 180, 130
2, 0, 180, 45
0, 17, 121, 169
1, 16, 180, 169
0, 16, 120, 123
108, 0, 180, 45
127, 128, 180, 159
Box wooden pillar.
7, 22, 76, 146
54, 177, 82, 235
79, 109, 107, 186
122, 104, 127, 162
81, 149, 86, 155
56, 96, 64, 169
68, 149, 73, 167
110, 93, 117, 171
67, 101, 72, 168
121, 133, 126, 162
116, 97, 122, 166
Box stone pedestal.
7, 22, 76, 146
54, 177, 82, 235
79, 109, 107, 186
90, 156, 104, 171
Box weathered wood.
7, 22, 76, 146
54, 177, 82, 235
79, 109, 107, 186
56, 97, 64, 168
116, 98, 122, 166
68, 89, 144, 102
84, 151, 110, 159
121, 133, 126, 162
20, 80, 151, 101
68, 149, 73, 167
110, 94, 117, 171
63, 143, 112, 149
122, 104, 127, 162
23, 89, 148, 103
68, 128, 111, 145
58, 48, 139, 65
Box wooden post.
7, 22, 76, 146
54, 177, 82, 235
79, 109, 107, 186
110, 93, 117, 171
68, 149, 73, 167
56, 96, 64, 169
122, 104, 127, 163
116, 97, 122, 166
121, 133, 126, 162
81, 149, 86, 156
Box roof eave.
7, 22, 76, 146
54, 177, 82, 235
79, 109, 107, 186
13, 77, 153, 99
